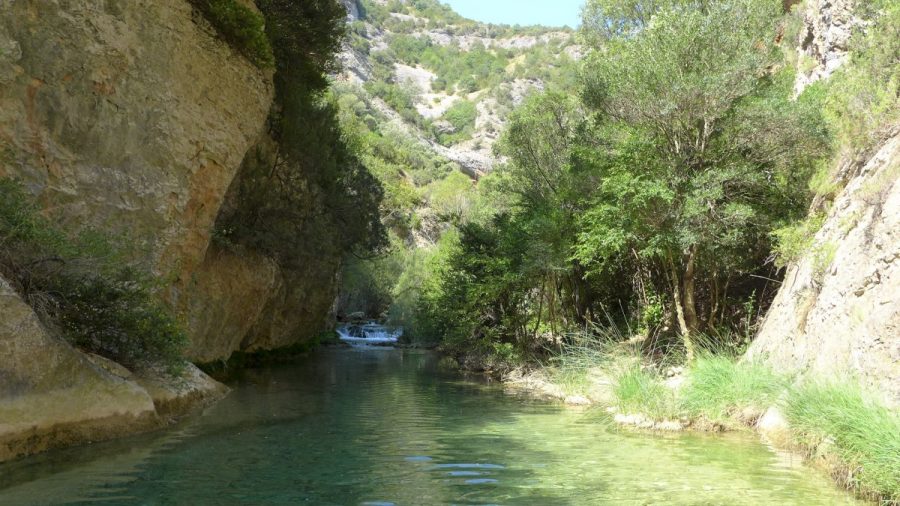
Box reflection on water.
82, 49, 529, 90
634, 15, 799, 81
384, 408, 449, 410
0, 348, 859, 505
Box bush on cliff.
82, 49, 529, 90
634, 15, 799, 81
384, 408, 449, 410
216, 0, 388, 264
0, 179, 187, 372
190, 0, 275, 68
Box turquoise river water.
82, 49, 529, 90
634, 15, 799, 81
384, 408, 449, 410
0, 348, 860, 505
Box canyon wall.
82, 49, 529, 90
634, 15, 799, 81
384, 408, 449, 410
0, 0, 344, 459
749, 0, 899, 407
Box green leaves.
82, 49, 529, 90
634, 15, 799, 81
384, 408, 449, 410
190, 0, 275, 68
0, 179, 187, 372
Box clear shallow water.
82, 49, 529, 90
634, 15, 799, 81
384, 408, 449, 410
0, 348, 860, 505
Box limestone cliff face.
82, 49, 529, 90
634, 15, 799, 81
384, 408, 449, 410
792, 0, 858, 95
748, 0, 899, 407
0, 0, 273, 289
0, 1, 340, 365
749, 133, 899, 406
0, 0, 345, 459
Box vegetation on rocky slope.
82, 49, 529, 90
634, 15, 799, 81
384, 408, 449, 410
0, 179, 187, 371
335, 2, 898, 498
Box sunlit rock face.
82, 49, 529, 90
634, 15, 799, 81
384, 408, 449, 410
748, 133, 900, 407
0, 0, 341, 458
0, 0, 273, 295
792, 0, 858, 95
0, 0, 339, 366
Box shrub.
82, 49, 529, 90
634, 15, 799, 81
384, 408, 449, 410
784, 381, 900, 501
436, 99, 477, 145
772, 213, 827, 268
0, 179, 187, 372
190, 0, 275, 68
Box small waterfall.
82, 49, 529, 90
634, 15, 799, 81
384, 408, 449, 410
337, 322, 403, 346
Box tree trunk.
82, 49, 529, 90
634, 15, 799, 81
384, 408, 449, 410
682, 246, 699, 332
668, 254, 696, 362
708, 271, 719, 329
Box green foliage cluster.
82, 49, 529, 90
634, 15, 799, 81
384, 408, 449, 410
771, 212, 827, 268
404, 0, 831, 364
0, 179, 186, 371
383, 34, 509, 94
190, 0, 274, 67
435, 99, 477, 145
218, 0, 387, 264
819, 0, 899, 151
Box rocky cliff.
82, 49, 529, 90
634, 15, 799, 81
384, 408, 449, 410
0, 0, 344, 460
749, 0, 899, 407
748, 133, 900, 407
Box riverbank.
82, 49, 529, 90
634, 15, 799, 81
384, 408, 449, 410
487, 352, 899, 504
0, 348, 865, 505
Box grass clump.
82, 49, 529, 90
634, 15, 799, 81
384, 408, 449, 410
611, 363, 675, 420
0, 179, 187, 372
190, 0, 275, 68
784, 381, 900, 502
679, 354, 787, 423
548, 331, 615, 396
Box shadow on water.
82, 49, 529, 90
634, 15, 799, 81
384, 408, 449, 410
0, 348, 859, 505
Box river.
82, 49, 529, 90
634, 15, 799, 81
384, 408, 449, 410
0, 348, 859, 505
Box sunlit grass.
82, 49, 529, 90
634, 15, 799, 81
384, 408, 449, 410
679, 354, 788, 423
784, 381, 900, 501
611, 363, 677, 420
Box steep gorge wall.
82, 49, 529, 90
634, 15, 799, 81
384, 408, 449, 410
748, 0, 899, 407
0, 0, 273, 287
748, 134, 900, 406
0, 0, 345, 459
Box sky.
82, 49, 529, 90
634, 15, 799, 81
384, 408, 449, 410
441, 0, 584, 28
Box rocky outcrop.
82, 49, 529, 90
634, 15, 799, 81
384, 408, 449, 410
748, 133, 900, 407
0, 276, 226, 463
182, 243, 340, 363
792, 0, 858, 95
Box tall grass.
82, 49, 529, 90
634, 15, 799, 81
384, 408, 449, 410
679, 354, 788, 422
540, 324, 900, 501
548, 328, 618, 395
784, 381, 900, 501
611, 363, 676, 419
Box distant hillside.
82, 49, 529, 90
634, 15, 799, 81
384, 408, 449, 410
332, 0, 580, 317
337, 0, 579, 176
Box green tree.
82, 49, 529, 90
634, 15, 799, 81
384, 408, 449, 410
576, 0, 828, 356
